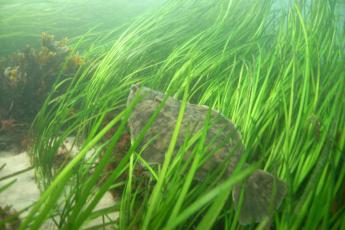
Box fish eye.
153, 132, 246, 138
154, 95, 163, 103
131, 84, 140, 94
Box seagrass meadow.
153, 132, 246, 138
1, 0, 345, 229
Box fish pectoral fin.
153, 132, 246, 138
232, 169, 287, 225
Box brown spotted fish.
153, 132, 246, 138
127, 84, 287, 225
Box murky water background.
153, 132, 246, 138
0, 0, 165, 54
2, 0, 345, 53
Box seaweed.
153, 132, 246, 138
0, 33, 85, 149
0, 32, 84, 123
0, 205, 21, 230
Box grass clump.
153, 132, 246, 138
15, 0, 345, 229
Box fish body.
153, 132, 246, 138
127, 84, 287, 225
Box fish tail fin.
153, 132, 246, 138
232, 169, 287, 225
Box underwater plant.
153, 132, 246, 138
0, 32, 85, 150
0, 32, 84, 123
6, 0, 344, 229
0, 205, 21, 230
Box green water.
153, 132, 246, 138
0, 0, 164, 54
0, 0, 344, 229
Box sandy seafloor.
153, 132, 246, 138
0, 137, 117, 229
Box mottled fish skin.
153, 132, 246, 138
127, 84, 287, 225
127, 84, 244, 178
